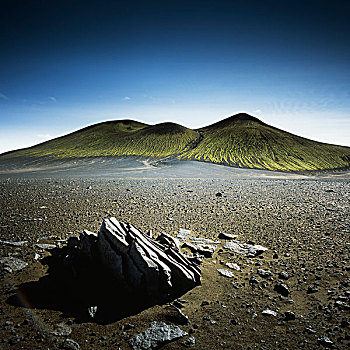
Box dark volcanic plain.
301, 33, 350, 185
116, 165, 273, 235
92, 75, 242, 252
0, 160, 349, 349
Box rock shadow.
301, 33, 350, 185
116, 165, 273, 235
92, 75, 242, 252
7, 246, 190, 325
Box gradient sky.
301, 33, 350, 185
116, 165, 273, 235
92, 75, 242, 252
0, 0, 349, 153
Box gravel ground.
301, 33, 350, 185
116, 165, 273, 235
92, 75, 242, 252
0, 166, 349, 349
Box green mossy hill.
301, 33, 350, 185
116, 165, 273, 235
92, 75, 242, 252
2, 113, 350, 172
178, 113, 350, 172
4, 120, 200, 159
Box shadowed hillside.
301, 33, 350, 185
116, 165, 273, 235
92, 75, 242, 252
1, 114, 350, 172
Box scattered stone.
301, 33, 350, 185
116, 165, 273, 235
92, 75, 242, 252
37, 235, 54, 242
284, 311, 296, 321
215, 192, 222, 197
218, 232, 237, 240
307, 285, 318, 294
223, 241, 267, 257
261, 281, 268, 289
124, 323, 135, 330
21, 319, 30, 326
88, 306, 98, 319
262, 309, 278, 317
230, 318, 239, 325
0, 257, 28, 272
61, 338, 80, 349
0, 239, 27, 247
52, 322, 72, 337
279, 271, 289, 280
217, 269, 234, 278
249, 276, 260, 285
129, 321, 187, 350
226, 262, 240, 271
317, 335, 334, 347
257, 268, 272, 278
182, 242, 216, 258
9, 334, 24, 345
335, 300, 350, 310
34, 243, 56, 250
168, 304, 190, 325
305, 327, 316, 334
274, 283, 290, 297
189, 237, 220, 245
182, 336, 195, 347
1, 175, 348, 349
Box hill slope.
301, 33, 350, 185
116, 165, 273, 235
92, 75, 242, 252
3, 120, 200, 159
178, 113, 350, 171
1, 114, 350, 172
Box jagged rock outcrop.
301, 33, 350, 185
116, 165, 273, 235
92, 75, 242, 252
63, 217, 201, 300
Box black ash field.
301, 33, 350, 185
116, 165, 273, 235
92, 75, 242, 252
0, 160, 349, 349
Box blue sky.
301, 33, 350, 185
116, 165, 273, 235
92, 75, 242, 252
0, 0, 349, 153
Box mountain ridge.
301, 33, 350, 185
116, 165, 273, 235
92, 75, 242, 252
1, 114, 350, 172
198, 112, 264, 131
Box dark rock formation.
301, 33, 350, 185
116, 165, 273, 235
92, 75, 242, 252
8, 217, 201, 324
69, 217, 201, 300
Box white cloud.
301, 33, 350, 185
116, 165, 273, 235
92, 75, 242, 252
48, 96, 57, 103
0, 92, 9, 100
123, 96, 131, 100
254, 109, 262, 114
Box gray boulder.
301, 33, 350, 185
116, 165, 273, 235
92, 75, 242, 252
223, 240, 267, 257
129, 321, 187, 349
